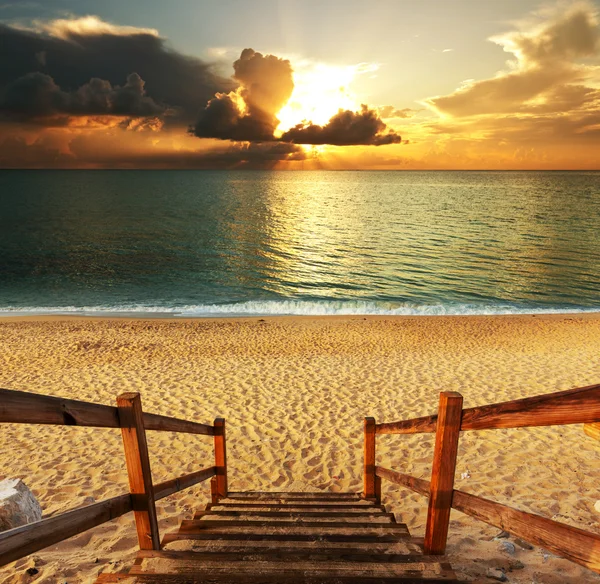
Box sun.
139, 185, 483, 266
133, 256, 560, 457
275, 62, 374, 135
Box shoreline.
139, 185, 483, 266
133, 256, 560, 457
1, 310, 600, 323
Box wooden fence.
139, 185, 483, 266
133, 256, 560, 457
364, 383, 600, 573
0, 388, 227, 567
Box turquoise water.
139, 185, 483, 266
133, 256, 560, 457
0, 170, 599, 316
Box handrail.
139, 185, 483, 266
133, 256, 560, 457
0, 388, 215, 435
0, 388, 227, 568
376, 382, 600, 434
366, 383, 600, 572
375, 466, 600, 573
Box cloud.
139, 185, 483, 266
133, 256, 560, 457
192, 49, 400, 146
0, 16, 232, 124
280, 105, 401, 145
377, 106, 417, 119
192, 48, 294, 142
0, 72, 166, 122
426, 4, 600, 117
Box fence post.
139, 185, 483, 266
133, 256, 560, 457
424, 391, 463, 555
363, 417, 376, 500
116, 392, 160, 551
214, 418, 228, 499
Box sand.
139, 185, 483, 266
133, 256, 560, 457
0, 314, 599, 583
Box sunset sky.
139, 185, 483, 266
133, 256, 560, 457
1, 0, 599, 169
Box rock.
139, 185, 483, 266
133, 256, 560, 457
508, 559, 525, 571
498, 541, 516, 555
486, 567, 508, 581
0, 478, 42, 531
514, 537, 534, 550
494, 530, 510, 539
26, 567, 39, 576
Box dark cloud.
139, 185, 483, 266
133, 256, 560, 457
0, 132, 306, 169
280, 105, 401, 145
193, 49, 401, 146
0, 72, 166, 121
192, 48, 293, 142
0, 20, 232, 123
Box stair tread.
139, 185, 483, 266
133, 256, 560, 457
196, 511, 393, 519
180, 519, 405, 530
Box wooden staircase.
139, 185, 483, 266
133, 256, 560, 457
95, 491, 460, 583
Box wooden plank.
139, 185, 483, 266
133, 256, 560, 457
0, 494, 131, 567
424, 392, 463, 555
153, 466, 216, 501
161, 532, 410, 544
225, 492, 359, 499
583, 422, 600, 441
128, 560, 457, 579
376, 415, 437, 435
109, 573, 458, 584
208, 503, 383, 510
375, 467, 430, 498
117, 393, 160, 551
142, 412, 214, 436
0, 387, 120, 428
194, 511, 394, 520
214, 417, 228, 499
179, 520, 408, 531
452, 489, 600, 573
138, 547, 428, 562
460, 383, 600, 431
363, 417, 376, 500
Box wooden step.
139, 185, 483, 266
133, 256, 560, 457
208, 502, 382, 510
179, 519, 407, 532
226, 492, 360, 499
98, 574, 460, 584
129, 559, 458, 579
162, 532, 410, 545
136, 549, 445, 564
194, 510, 395, 520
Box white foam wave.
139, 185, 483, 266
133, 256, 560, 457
0, 299, 598, 317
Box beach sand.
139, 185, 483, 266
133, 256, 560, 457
0, 314, 599, 583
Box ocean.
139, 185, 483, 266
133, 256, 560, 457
1, 170, 599, 317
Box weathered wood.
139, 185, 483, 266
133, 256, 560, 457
0, 494, 131, 567
0, 387, 120, 428
376, 383, 600, 434
225, 492, 359, 499
136, 548, 434, 563
424, 392, 463, 555
209, 503, 382, 510
162, 532, 409, 544
376, 415, 437, 435
375, 467, 430, 498
452, 489, 600, 573
117, 393, 160, 551
460, 383, 600, 431
142, 412, 214, 436
583, 422, 600, 441
210, 476, 219, 504
375, 475, 382, 505
179, 519, 407, 531
193, 510, 394, 520
363, 417, 376, 499
214, 417, 228, 499
154, 466, 216, 501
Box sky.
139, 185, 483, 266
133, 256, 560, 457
0, 0, 599, 169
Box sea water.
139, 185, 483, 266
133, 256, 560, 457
1, 170, 599, 316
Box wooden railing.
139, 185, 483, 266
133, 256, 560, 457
0, 388, 227, 567
364, 383, 600, 573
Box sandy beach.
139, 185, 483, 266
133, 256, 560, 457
0, 314, 599, 583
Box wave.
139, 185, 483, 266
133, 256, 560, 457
0, 299, 599, 317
